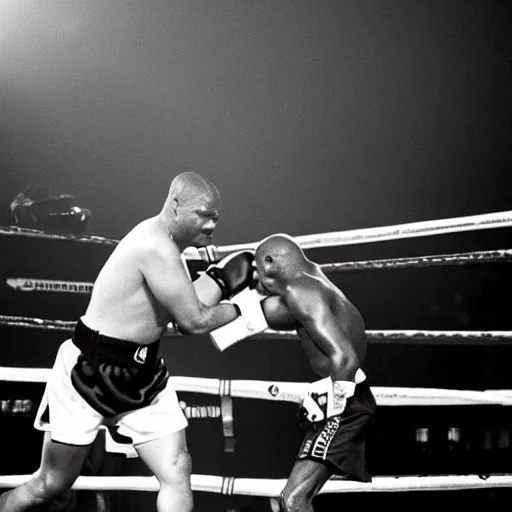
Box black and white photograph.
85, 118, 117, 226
1, 1, 511, 511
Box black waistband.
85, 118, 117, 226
72, 319, 161, 368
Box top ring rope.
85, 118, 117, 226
3, 210, 512, 261
215, 210, 512, 257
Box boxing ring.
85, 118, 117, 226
1, 210, 512, 503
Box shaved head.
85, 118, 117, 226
168, 172, 220, 206
256, 234, 303, 263
255, 234, 307, 292
161, 172, 221, 249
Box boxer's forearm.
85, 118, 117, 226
177, 302, 239, 335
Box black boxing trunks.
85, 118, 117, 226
70, 319, 168, 417
34, 319, 188, 446
297, 380, 376, 482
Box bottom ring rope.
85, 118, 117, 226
1, 474, 512, 494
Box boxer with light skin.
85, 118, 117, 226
0, 172, 264, 512
250, 233, 377, 512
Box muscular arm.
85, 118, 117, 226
193, 272, 223, 307
141, 240, 238, 335
286, 286, 360, 381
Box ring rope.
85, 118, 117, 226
1, 368, 511, 406
0, 474, 511, 494
365, 330, 512, 344
0, 315, 75, 332
3, 217, 511, 496
321, 249, 512, 272
217, 209, 512, 256
0, 226, 118, 247
264, 330, 512, 345
3, 210, 512, 260
168, 377, 512, 406
1, 315, 510, 346
6, 248, 511, 297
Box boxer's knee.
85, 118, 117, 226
29, 469, 73, 502
156, 450, 193, 512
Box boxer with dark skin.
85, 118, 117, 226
253, 234, 377, 512
0, 172, 256, 512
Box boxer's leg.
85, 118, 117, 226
136, 429, 193, 512
278, 459, 332, 512
0, 432, 92, 511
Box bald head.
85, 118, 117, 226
255, 234, 307, 291
168, 172, 220, 206
161, 172, 221, 249
256, 234, 303, 261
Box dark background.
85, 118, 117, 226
1, 0, 511, 243
1, 1, 512, 511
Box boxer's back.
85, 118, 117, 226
82, 217, 173, 343
293, 265, 367, 376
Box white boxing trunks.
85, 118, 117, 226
34, 319, 188, 449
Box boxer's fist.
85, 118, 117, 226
205, 250, 255, 300
210, 290, 299, 351
210, 287, 268, 351
260, 296, 299, 331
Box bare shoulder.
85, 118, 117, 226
285, 274, 331, 319
123, 218, 180, 264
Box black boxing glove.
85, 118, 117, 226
260, 295, 300, 331
205, 250, 255, 300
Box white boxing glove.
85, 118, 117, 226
210, 287, 269, 351
300, 369, 366, 423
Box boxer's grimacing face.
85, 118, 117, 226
180, 195, 220, 248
